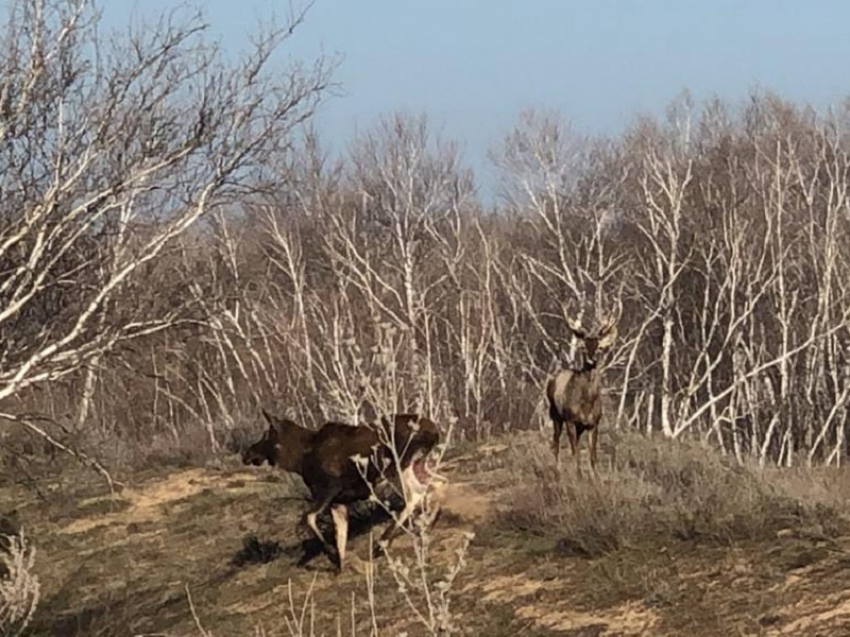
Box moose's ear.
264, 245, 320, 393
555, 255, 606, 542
261, 408, 275, 427
261, 409, 279, 441
597, 324, 618, 350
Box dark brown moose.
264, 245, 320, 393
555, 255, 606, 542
242, 410, 443, 572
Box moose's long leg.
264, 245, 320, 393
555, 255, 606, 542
303, 489, 339, 558
330, 503, 348, 573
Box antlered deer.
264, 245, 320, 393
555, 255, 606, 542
546, 306, 620, 476
242, 410, 444, 573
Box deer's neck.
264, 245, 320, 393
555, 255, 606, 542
579, 359, 598, 373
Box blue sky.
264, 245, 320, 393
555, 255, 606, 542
105, 1, 850, 198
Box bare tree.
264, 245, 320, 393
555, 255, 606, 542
313, 113, 474, 420
0, 0, 334, 455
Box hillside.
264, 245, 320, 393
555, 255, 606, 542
4, 430, 850, 636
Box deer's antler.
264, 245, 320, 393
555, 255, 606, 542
561, 302, 587, 338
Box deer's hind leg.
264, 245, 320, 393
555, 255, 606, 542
551, 415, 565, 466
588, 425, 598, 475
568, 421, 582, 478
549, 398, 565, 466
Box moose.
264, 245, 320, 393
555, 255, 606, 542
546, 304, 620, 476
241, 410, 444, 573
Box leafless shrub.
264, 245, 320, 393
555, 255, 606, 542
378, 525, 474, 637
0, 529, 40, 637
301, 316, 470, 635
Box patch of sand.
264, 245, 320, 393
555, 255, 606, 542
516, 600, 661, 636
61, 468, 260, 535
769, 591, 850, 635
227, 581, 289, 616
471, 572, 659, 635
477, 443, 509, 457
480, 574, 545, 602
441, 481, 495, 523
57, 459, 496, 537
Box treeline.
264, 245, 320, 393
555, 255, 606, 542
2, 3, 849, 470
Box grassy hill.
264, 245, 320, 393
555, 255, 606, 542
4, 429, 850, 636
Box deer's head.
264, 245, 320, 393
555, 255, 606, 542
564, 302, 621, 371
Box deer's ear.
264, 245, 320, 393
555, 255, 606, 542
597, 324, 618, 350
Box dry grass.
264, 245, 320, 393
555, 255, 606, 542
496, 429, 849, 558
0, 525, 40, 636
4, 430, 850, 636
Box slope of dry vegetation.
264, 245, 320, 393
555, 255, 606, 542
3, 431, 850, 636
498, 430, 848, 557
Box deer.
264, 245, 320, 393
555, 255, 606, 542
241, 410, 445, 573
546, 303, 620, 476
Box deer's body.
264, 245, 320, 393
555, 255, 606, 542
547, 308, 619, 476
242, 411, 443, 572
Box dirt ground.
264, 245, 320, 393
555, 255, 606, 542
5, 439, 850, 636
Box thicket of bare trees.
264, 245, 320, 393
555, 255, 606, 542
2, 2, 850, 472
0, 0, 334, 467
